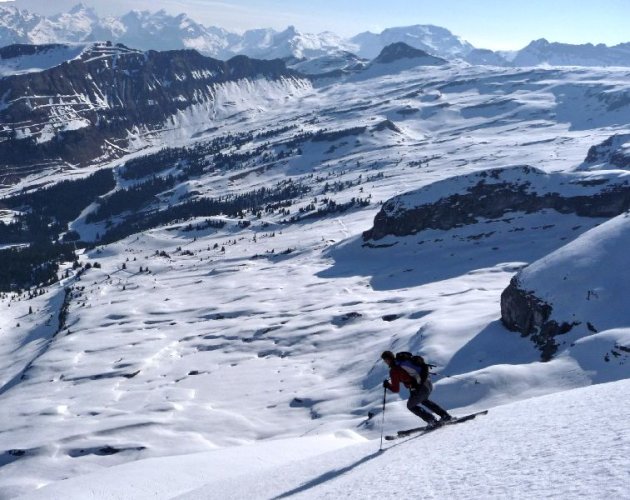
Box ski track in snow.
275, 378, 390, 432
0, 62, 629, 497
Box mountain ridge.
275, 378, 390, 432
3, 3, 629, 68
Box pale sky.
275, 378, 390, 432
7, 0, 630, 50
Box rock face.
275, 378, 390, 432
0, 42, 303, 181
580, 134, 630, 171
501, 212, 630, 360
500, 277, 574, 360
363, 166, 630, 240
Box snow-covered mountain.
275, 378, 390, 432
464, 48, 511, 66
2, 4, 630, 69
0, 42, 308, 179
1, 37, 630, 498
513, 38, 630, 67
351, 24, 474, 59
0, 4, 472, 64
0, 5, 356, 61
28, 3, 99, 45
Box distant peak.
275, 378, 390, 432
374, 42, 430, 63
69, 3, 95, 15
282, 25, 299, 36
530, 38, 550, 46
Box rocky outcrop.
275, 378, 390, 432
363, 166, 630, 240
373, 42, 447, 65
500, 277, 575, 361
501, 212, 630, 360
581, 134, 630, 170
0, 42, 303, 181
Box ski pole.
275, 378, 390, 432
379, 385, 387, 450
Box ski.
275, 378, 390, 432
384, 410, 488, 441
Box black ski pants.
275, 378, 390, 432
407, 383, 449, 423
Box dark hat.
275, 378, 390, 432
381, 350, 395, 361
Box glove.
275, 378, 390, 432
383, 380, 389, 389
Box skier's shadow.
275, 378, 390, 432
271, 449, 385, 499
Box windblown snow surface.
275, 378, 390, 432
1, 62, 629, 498
18, 379, 630, 500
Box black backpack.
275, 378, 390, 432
395, 351, 431, 387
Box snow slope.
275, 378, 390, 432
517, 212, 630, 332
0, 43, 86, 77
18, 379, 630, 499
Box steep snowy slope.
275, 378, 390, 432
17, 379, 630, 499
502, 212, 630, 356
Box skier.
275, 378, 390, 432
381, 350, 452, 428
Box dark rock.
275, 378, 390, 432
373, 120, 402, 133
500, 276, 578, 361
382, 314, 400, 322
374, 42, 447, 65
582, 134, 630, 170
333, 311, 363, 326
363, 166, 630, 241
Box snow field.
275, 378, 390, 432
17, 378, 630, 500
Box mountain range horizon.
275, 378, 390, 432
2, 2, 630, 68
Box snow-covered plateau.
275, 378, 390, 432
0, 45, 629, 499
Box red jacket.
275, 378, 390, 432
385, 365, 416, 393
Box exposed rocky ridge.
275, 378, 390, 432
0, 42, 303, 181
363, 166, 630, 240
